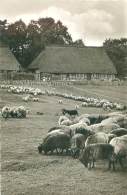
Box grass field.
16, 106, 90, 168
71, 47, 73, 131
1, 84, 127, 195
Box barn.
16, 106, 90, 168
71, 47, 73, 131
28, 45, 117, 81
0, 40, 20, 80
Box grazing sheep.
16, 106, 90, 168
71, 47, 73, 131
81, 102, 88, 107
75, 104, 79, 110
61, 119, 73, 126
1, 106, 10, 119
110, 135, 127, 169
79, 143, 115, 170
78, 118, 90, 126
85, 132, 115, 147
48, 126, 72, 137
89, 123, 120, 133
58, 99, 63, 104
58, 115, 70, 126
1, 105, 27, 119
71, 133, 86, 158
16, 106, 27, 118
22, 95, 31, 102
38, 133, 71, 155
102, 115, 127, 128
69, 123, 92, 136
88, 114, 108, 125
110, 128, 127, 137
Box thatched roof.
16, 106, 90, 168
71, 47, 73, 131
29, 45, 117, 74
0, 41, 20, 71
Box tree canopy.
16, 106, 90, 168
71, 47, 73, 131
103, 38, 127, 78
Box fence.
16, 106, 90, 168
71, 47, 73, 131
0, 80, 73, 87
0, 79, 127, 87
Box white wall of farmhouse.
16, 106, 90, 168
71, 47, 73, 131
37, 72, 116, 81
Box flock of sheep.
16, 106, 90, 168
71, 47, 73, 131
1, 105, 27, 119
38, 110, 127, 171
0, 84, 126, 111
1, 83, 127, 171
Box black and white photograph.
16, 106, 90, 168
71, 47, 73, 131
0, 0, 127, 194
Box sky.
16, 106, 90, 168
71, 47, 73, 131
0, 0, 127, 46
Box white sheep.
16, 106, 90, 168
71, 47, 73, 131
58, 115, 70, 126
75, 104, 79, 110
32, 97, 39, 102
1, 106, 10, 119
81, 102, 88, 107
58, 99, 63, 104
22, 95, 31, 102
61, 119, 73, 126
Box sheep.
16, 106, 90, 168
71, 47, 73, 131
89, 123, 120, 133
71, 133, 87, 158
60, 119, 73, 126
75, 104, 79, 110
1, 106, 10, 119
58, 99, 63, 104
85, 132, 115, 147
38, 133, 71, 155
48, 126, 72, 137
79, 143, 115, 170
81, 102, 88, 107
69, 122, 92, 137
110, 128, 127, 137
101, 115, 127, 128
1, 105, 27, 119
32, 97, 39, 102
22, 95, 31, 102
88, 114, 109, 125
17, 106, 27, 118
77, 117, 90, 126
110, 135, 127, 169
58, 115, 70, 126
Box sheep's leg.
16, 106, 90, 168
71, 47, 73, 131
112, 161, 115, 171
92, 159, 95, 168
56, 148, 59, 155
60, 149, 63, 154
88, 162, 92, 170
50, 149, 53, 155
108, 160, 111, 170
119, 158, 124, 170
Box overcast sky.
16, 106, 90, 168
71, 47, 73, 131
0, 0, 127, 46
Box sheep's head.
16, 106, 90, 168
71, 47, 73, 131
38, 144, 43, 153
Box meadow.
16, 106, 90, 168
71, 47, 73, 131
1, 83, 127, 195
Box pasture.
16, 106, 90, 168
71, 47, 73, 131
1, 83, 127, 195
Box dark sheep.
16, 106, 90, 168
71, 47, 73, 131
71, 133, 86, 158
88, 114, 108, 125
79, 143, 115, 170
38, 133, 71, 155
75, 128, 93, 136
110, 135, 127, 169
110, 128, 127, 137
62, 108, 78, 116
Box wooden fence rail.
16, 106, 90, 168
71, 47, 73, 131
0, 79, 127, 86
0, 80, 73, 87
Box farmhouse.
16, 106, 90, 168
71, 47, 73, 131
29, 45, 117, 81
0, 40, 20, 80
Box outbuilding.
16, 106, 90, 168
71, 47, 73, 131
0, 40, 20, 80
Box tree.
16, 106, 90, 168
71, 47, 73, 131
103, 38, 127, 78
73, 39, 85, 47
0, 19, 8, 43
